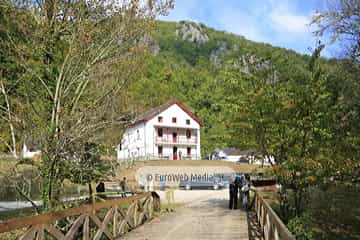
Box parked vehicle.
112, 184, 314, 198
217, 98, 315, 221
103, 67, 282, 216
179, 175, 225, 190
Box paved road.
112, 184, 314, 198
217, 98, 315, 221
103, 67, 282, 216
121, 189, 249, 240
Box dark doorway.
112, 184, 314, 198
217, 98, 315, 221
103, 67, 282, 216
172, 132, 177, 143
173, 146, 178, 160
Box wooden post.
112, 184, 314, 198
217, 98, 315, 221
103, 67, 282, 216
274, 226, 280, 240
253, 191, 296, 240
134, 201, 138, 227
0, 192, 162, 240
83, 215, 89, 240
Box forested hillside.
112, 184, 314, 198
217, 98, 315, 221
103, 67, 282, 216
127, 20, 358, 157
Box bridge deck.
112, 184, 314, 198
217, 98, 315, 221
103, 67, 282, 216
121, 190, 253, 240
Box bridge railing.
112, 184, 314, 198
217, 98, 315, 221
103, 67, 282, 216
254, 191, 295, 240
0, 192, 160, 240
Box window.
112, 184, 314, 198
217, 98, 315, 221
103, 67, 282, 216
187, 147, 191, 155
186, 129, 191, 139
137, 130, 140, 140
172, 117, 177, 123
186, 119, 190, 125
158, 146, 163, 155
119, 144, 122, 150
158, 128, 163, 137
158, 116, 163, 123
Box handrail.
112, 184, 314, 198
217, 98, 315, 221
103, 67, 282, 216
254, 191, 295, 240
155, 136, 197, 144
0, 192, 160, 239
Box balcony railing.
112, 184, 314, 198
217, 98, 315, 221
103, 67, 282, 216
155, 136, 197, 145
147, 154, 199, 160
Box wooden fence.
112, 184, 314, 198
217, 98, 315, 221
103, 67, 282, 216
0, 192, 160, 240
254, 191, 295, 240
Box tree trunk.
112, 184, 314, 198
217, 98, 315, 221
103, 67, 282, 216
42, 175, 50, 211
88, 183, 94, 203
41, 156, 57, 212
0, 80, 18, 158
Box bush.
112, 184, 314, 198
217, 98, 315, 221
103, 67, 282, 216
287, 212, 316, 240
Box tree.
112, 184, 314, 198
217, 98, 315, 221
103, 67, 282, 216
2, 0, 173, 211
267, 46, 333, 219
221, 45, 336, 220
0, 0, 32, 157
219, 56, 280, 165
66, 142, 111, 203
312, 0, 360, 63
312, 0, 360, 183
0, 78, 18, 157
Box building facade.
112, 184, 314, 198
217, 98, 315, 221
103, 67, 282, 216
211, 148, 275, 165
23, 136, 41, 159
117, 100, 202, 161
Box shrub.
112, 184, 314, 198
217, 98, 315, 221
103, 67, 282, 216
287, 212, 316, 240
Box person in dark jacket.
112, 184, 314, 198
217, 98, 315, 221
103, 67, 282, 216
120, 177, 127, 198
229, 179, 238, 209
96, 182, 105, 193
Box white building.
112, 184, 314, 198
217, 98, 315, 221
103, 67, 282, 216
23, 136, 41, 159
117, 99, 203, 161
211, 148, 250, 162
211, 148, 275, 165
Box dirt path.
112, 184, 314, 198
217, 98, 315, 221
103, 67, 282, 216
121, 190, 249, 240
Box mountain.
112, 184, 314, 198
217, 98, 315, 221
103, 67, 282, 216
127, 20, 343, 156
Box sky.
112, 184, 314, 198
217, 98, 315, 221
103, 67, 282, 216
159, 0, 335, 57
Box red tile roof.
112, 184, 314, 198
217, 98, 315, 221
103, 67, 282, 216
132, 99, 203, 126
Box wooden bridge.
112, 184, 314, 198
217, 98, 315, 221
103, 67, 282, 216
0, 190, 295, 240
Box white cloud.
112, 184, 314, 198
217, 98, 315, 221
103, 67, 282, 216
215, 7, 266, 43
268, 1, 312, 35
270, 12, 309, 33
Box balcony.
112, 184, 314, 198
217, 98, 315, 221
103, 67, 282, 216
155, 136, 197, 145
146, 154, 200, 160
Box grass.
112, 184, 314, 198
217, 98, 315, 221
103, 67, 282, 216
0, 157, 17, 175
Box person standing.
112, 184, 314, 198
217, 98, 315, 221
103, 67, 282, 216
120, 177, 127, 198
165, 185, 176, 211
241, 174, 250, 210
229, 181, 235, 209
229, 179, 238, 209
238, 174, 245, 209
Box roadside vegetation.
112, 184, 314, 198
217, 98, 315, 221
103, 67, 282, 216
0, 0, 359, 239
260, 183, 360, 240
0, 0, 174, 212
